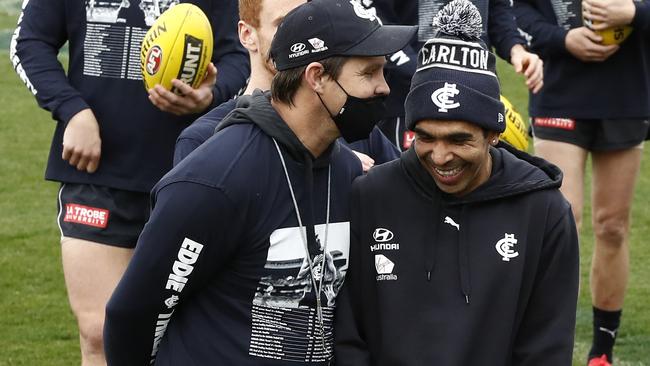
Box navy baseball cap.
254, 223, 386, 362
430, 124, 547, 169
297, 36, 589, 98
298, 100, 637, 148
270, 0, 417, 71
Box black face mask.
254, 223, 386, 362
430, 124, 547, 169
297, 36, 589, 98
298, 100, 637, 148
318, 80, 387, 143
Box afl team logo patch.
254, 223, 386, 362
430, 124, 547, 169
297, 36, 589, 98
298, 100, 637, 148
145, 45, 163, 76
495, 233, 519, 261
350, 0, 379, 23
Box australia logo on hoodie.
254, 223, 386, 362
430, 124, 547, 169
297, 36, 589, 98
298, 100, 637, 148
375, 254, 397, 281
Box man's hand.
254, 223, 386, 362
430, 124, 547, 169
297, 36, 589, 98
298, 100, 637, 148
62, 108, 101, 173
353, 151, 375, 172
510, 44, 544, 94
582, 0, 636, 29
565, 27, 619, 61
148, 63, 217, 115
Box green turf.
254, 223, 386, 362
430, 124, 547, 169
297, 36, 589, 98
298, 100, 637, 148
0, 0, 20, 29
0, 50, 79, 365
0, 51, 648, 365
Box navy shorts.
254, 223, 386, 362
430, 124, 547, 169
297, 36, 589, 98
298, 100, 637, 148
57, 183, 150, 248
531, 117, 650, 151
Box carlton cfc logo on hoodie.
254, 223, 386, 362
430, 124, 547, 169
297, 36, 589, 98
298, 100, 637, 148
496, 233, 519, 261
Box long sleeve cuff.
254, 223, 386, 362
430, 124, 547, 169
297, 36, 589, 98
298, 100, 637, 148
55, 96, 90, 124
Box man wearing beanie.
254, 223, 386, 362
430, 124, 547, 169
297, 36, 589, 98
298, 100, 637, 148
334, 1, 579, 364
353, 0, 543, 152
103, 0, 415, 364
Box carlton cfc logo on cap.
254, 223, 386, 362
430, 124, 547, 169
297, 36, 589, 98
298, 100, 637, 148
431, 83, 461, 112
349, 0, 381, 23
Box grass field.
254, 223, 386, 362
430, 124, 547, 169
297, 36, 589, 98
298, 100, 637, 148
0, 7, 649, 366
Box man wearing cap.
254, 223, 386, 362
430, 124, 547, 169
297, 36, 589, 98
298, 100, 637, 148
172, 0, 401, 172
334, 1, 579, 365
103, 0, 415, 364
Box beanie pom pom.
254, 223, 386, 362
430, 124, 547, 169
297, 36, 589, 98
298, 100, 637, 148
433, 0, 483, 39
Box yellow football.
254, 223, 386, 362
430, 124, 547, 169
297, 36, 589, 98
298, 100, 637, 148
140, 3, 213, 93
499, 95, 529, 152
595, 24, 633, 45
584, 15, 633, 45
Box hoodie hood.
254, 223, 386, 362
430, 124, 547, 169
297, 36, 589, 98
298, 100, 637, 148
401, 141, 563, 205
216, 89, 348, 290
216, 89, 334, 165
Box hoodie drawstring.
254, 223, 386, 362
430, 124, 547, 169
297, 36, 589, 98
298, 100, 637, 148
425, 197, 441, 281
458, 206, 471, 305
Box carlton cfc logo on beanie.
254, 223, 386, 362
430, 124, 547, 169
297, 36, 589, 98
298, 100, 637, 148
405, 0, 505, 133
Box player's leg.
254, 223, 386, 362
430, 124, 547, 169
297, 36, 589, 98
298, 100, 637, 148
533, 138, 588, 228
587, 119, 648, 365
61, 238, 133, 366
590, 147, 641, 309
586, 147, 641, 365
57, 183, 148, 366
531, 118, 593, 228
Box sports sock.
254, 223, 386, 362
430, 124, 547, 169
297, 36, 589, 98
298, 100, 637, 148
588, 307, 622, 363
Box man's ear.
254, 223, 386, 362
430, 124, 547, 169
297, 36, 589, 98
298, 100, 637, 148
488, 131, 500, 146
238, 20, 258, 52
304, 62, 328, 93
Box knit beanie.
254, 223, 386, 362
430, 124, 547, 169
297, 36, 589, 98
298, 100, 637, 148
405, 0, 505, 132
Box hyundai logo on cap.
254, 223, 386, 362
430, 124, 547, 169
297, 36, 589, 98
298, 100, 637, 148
270, 0, 417, 71
290, 43, 306, 53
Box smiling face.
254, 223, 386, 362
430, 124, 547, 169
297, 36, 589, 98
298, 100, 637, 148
413, 119, 499, 197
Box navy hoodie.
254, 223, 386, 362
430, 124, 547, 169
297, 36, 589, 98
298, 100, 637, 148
9, 0, 249, 192
513, 0, 650, 118
335, 144, 579, 365
104, 91, 362, 365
